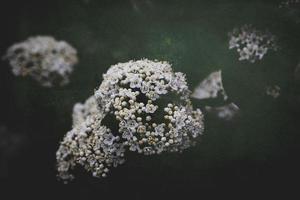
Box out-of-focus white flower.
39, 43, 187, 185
56, 59, 204, 182
205, 103, 240, 121
228, 25, 278, 63
192, 70, 228, 100
3, 36, 78, 87
266, 85, 281, 98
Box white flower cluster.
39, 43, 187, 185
56, 59, 204, 182
56, 96, 126, 181
228, 25, 278, 63
3, 36, 78, 87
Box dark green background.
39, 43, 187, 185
0, 0, 300, 199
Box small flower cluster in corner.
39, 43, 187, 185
3, 36, 78, 87
279, 0, 300, 8
56, 59, 204, 182
228, 25, 278, 63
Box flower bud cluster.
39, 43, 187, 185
4, 36, 78, 87
56, 59, 204, 182
56, 96, 126, 182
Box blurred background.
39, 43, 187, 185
0, 0, 300, 199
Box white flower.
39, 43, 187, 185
121, 128, 133, 140
141, 82, 150, 93
229, 37, 240, 49
155, 141, 164, 154
143, 147, 153, 155
129, 74, 142, 88
145, 104, 157, 113
228, 25, 278, 63
103, 133, 116, 146
155, 84, 168, 95
266, 85, 281, 98
154, 124, 165, 136
127, 119, 138, 129
56, 59, 204, 182
3, 36, 78, 87
129, 142, 140, 152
